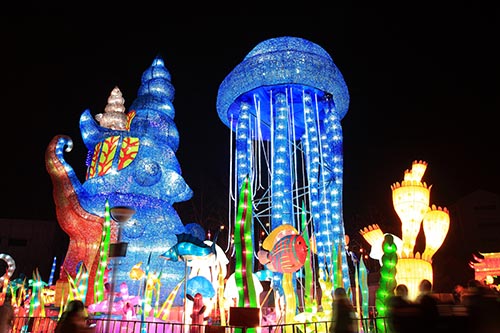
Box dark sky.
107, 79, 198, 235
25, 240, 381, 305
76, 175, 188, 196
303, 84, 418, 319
1, 12, 499, 240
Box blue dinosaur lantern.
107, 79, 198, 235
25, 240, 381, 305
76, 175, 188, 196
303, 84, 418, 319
45, 55, 193, 306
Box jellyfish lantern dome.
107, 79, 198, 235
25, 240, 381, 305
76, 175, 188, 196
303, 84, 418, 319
216, 36, 350, 285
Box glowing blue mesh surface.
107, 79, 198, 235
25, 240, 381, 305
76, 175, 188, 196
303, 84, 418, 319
78, 56, 192, 304
217, 36, 351, 289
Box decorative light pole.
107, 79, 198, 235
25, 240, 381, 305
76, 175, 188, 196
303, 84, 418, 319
107, 206, 135, 324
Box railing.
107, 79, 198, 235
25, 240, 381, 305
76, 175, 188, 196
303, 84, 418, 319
11, 306, 471, 333
11, 316, 380, 333
9, 316, 393, 333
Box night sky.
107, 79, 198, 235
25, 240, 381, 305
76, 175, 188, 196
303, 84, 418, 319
2, 12, 498, 246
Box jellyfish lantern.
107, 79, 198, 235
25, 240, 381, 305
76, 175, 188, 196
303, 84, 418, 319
216, 36, 351, 289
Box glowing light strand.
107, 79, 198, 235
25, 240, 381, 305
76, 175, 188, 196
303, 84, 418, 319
94, 200, 111, 303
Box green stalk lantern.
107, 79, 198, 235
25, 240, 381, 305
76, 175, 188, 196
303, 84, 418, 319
300, 201, 315, 313
94, 200, 111, 303
359, 257, 370, 332
234, 175, 258, 308
375, 234, 398, 332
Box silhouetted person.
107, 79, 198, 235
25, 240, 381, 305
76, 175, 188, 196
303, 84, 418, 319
415, 279, 439, 333
329, 287, 357, 333
55, 299, 95, 333
462, 279, 500, 333
453, 283, 465, 304
0, 294, 14, 333
387, 284, 418, 333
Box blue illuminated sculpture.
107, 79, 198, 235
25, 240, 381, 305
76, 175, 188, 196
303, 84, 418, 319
45, 55, 192, 305
216, 37, 351, 299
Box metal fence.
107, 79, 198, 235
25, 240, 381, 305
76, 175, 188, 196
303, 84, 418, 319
11, 308, 470, 333
12, 316, 382, 333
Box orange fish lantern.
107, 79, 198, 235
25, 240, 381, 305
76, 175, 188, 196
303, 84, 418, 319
258, 233, 308, 273
129, 262, 145, 281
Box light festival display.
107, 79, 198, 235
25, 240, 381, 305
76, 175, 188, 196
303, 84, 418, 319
216, 36, 352, 304
36, 36, 356, 328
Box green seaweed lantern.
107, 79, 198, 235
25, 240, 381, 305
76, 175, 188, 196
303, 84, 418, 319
375, 234, 398, 332
94, 200, 112, 304
234, 175, 258, 308
300, 201, 315, 313
359, 257, 370, 333
233, 175, 258, 333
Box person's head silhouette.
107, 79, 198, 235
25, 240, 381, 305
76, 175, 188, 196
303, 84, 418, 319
419, 279, 432, 294
395, 284, 409, 297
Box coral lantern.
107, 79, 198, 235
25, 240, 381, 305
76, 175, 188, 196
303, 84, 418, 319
360, 160, 450, 301
393, 161, 450, 300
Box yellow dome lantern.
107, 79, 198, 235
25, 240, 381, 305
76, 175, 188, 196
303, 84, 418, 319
396, 253, 433, 300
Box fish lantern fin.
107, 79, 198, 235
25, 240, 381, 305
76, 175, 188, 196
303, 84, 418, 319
159, 248, 177, 261
211, 229, 220, 260
257, 250, 271, 265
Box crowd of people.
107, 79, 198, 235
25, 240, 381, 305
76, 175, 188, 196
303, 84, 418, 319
385, 279, 440, 333
328, 280, 444, 333
54, 300, 96, 333
2, 278, 499, 333
327, 278, 500, 333
456, 279, 500, 333
386, 279, 500, 333
0, 297, 95, 333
